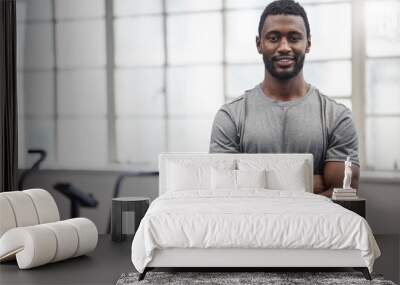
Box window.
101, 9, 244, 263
17, 0, 400, 172
365, 0, 400, 171
17, 0, 108, 169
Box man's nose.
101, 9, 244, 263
277, 37, 291, 53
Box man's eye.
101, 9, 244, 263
289, 36, 301, 42
268, 36, 279, 42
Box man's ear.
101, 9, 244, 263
305, 38, 311, 53
256, 36, 262, 54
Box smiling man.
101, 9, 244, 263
209, 0, 360, 197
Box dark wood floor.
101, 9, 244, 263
1, 234, 398, 284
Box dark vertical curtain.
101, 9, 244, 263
0, 0, 17, 192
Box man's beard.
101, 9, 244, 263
263, 54, 305, 80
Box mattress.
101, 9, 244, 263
131, 190, 380, 273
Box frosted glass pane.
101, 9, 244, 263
366, 1, 400, 57
303, 60, 351, 96
168, 118, 214, 152
55, 0, 105, 19
56, 20, 106, 68
24, 118, 56, 166
17, 23, 54, 70
225, 1, 350, 10
166, 0, 222, 12
114, 0, 162, 16
116, 118, 165, 164
58, 118, 108, 167
19, 71, 55, 116
58, 70, 107, 116
167, 66, 223, 116
366, 117, 400, 171
299, 0, 349, 3
115, 68, 164, 116
226, 64, 264, 97
16, 0, 52, 21
226, 10, 263, 63
305, 4, 351, 60
367, 59, 400, 115
225, 0, 271, 9
168, 13, 223, 64
114, 17, 164, 66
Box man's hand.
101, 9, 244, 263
313, 175, 325, 195
313, 161, 360, 198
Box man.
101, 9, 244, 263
209, 0, 359, 197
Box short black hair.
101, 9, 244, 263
258, 0, 311, 39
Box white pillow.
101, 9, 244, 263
211, 168, 236, 190
267, 168, 306, 191
236, 169, 267, 189
168, 163, 210, 191
166, 159, 236, 191
238, 159, 307, 191
211, 169, 268, 190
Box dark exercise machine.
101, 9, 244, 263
53, 182, 98, 218
18, 149, 98, 218
18, 149, 47, 190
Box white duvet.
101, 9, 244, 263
131, 190, 380, 273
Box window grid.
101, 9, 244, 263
17, 0, 399, 172
16, 0, 56, 167
365, 57, 400, 117
110, 0, 354, 169
48, 0, 108, 168
364, 0, 400, 170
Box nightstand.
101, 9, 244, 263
111, 197, 150, 242
332, 197, 366, 218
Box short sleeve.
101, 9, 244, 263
209, 107, 240, 153
325, 108, 360, 166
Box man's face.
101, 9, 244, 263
256, 14, 311, 81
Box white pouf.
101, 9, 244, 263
0, 189, 98, 269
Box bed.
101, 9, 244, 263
131, 153, 381, 280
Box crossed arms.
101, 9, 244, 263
314, 161, 360, 197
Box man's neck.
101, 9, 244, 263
261, 72, 308, 102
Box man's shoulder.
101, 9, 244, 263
216, 87, 259, 122
218, 95, 245, 121
225, 94, 245, 106
311, 87, 355, 134
313, 87, 352, 116
223, 86, 258, 108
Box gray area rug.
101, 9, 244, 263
116, 271, 396, 285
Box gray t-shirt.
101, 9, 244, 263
209, 84, 359, 174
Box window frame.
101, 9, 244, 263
16, 0, 400, 177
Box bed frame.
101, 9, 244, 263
141, 248, 371, 280
138, 153, 372, 281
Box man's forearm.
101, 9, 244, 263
313, 175, 325, 194
313, 175, 333, 198
319, 162, 360, 198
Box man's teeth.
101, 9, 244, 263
278, 59, 293, 63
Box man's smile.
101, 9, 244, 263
273, 55, 296, 68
